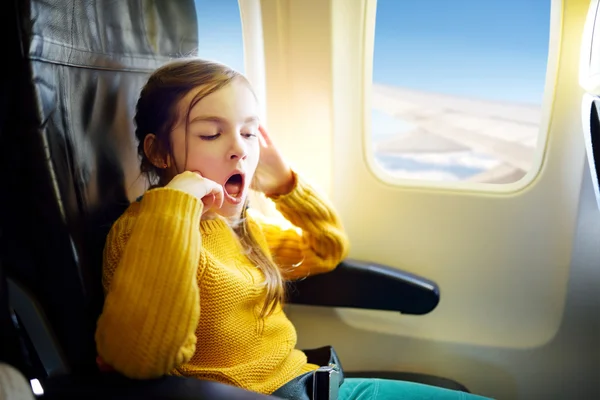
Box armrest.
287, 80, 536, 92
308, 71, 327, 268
40, 373, 283, 399
287, 259, 440, 315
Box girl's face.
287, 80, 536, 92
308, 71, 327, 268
168, 79, 260, 218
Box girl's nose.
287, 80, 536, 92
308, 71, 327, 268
229, 136, 247, 160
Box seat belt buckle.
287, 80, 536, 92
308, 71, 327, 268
312, 365, 340, 400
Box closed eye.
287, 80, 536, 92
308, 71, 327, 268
242, 132, 257, 139
199, 133, 221, 141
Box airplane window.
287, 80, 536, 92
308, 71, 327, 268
195, 0, 245, 73
370, 0, 551, 184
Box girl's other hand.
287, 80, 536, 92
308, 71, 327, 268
252, 125, 294, 196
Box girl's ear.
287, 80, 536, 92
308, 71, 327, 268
143, 134, 168, 168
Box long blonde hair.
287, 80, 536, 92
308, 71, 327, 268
134, 58, 285, 318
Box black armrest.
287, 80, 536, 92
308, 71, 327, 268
287, 259, 440, 315
40, 373, 283, 399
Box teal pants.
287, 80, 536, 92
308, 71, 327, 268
339, 378, 493, 400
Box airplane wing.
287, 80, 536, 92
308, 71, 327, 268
370, 83, 542, 183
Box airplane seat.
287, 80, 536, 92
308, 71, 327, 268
0, 0, 470, 397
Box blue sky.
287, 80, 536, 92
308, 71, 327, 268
373, 0, 551, 105
194, 0, 246, 73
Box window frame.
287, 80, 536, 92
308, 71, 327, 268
362, 0, 561, 194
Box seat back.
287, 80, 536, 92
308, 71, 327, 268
0, 0, 198, 379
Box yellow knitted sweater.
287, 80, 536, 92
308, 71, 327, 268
94, 173, 350, 394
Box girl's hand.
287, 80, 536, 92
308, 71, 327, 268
251, 125, 294, 196
166, 171, 231, 215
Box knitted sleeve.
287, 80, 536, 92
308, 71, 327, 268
252, 172, 350, 280
95, 187, 203, 379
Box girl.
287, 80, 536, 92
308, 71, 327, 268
94, 59, 491, 400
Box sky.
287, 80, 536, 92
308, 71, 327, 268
373, 0, 551, 105
194, 0, 246, 73
193, 0, 551, 182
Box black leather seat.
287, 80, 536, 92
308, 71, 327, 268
0, 0, 469, 398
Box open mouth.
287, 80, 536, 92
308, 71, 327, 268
224, 173, 244, 200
